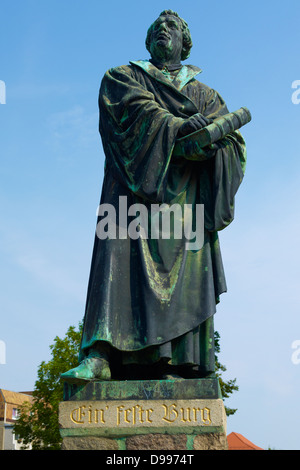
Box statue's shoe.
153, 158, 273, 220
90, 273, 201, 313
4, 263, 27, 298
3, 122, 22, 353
60, 356, 111, 383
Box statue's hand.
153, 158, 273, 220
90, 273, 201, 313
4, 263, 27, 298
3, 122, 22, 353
178, 113, 212, 138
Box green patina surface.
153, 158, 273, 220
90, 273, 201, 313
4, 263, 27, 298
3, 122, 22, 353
79, 55, 247, 370
63, 10, 249, 389
63, 377, 222, 402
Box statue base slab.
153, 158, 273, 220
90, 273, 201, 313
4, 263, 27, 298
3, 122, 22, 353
59, 378, 228, 450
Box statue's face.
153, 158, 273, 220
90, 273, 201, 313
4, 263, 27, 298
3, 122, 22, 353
149, 15, 183, 63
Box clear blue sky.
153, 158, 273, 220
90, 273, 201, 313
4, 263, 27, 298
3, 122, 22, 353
1, 0, 300, 450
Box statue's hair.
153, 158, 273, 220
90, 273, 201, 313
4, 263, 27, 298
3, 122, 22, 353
145, 10, 193, 61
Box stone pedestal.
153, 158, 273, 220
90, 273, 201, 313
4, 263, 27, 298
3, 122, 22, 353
59, 378, 228, 450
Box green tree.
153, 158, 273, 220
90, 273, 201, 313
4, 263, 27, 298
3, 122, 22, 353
215, 331, 239, 416
14, 325, 238, 449
13, 323, 82, 450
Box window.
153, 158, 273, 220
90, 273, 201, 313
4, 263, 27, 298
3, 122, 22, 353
12, 408, 19, 420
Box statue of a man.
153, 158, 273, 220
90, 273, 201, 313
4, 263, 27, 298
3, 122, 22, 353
62, 10, 246, 383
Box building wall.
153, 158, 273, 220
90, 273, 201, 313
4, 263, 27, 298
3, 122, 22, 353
4, 425, 14, 450
3, 425, 29, 450
0, 425, 4, 450
0, 389, 33, 450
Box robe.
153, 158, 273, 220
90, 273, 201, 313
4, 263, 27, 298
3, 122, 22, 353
79, 60, 246, 376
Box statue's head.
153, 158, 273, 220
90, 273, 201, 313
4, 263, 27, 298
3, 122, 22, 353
145, 10, 192, 63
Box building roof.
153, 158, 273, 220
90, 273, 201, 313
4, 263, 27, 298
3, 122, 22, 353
0, 389, 33, 406
227, 432, 263, 450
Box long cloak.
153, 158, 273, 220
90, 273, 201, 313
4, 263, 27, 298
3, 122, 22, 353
79, 60, 246, 374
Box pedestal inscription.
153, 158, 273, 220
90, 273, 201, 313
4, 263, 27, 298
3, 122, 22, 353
59, 379, 228, 450
60, 398, 224, 431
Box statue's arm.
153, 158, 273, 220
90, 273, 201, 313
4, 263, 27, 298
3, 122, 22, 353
98, 66, 186, 201
174, 107, 251, 162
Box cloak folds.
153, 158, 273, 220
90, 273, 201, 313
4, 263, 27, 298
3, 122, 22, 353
79, 60, 246, 374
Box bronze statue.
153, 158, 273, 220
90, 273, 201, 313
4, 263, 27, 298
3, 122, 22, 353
61, 10, 248, 383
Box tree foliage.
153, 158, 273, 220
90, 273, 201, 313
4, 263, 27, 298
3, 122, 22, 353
13, 323, 82, 450
14, 324, 238, 449
215, 331, 239, 416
